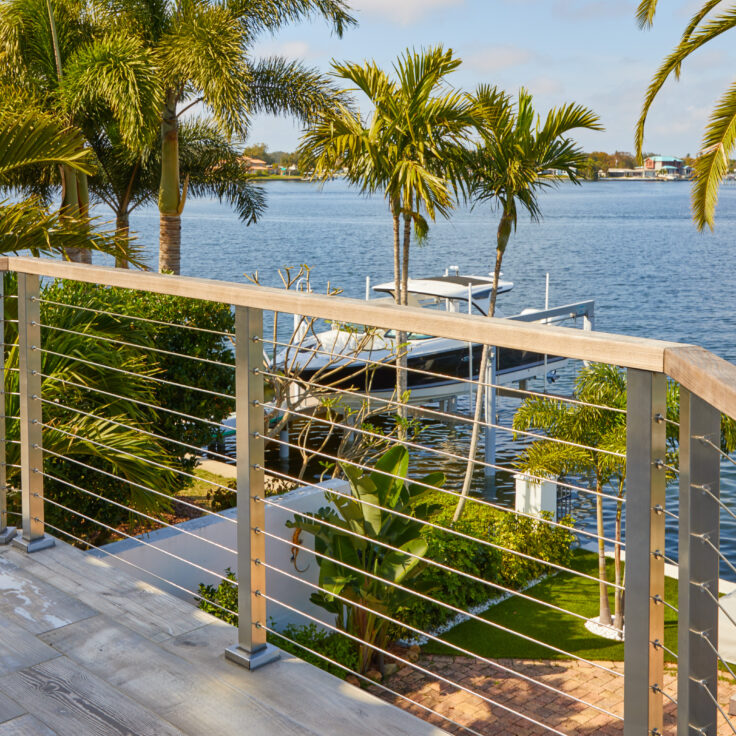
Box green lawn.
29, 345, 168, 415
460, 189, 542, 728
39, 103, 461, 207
423, 549, 678, 663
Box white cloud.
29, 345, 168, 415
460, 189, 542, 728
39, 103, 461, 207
465, 45, 534, 73
527, 75, 564, 96
350, 0, 464, 25
252, 40, 315, 60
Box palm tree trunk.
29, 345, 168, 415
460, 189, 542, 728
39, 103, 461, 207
452, 208, 513, 523
74, 172, 92, 264
597, 477, 613, 627
159, 90, 181, 274
60, 165, 86, 263
396, 213, 412, 438
115, 210, 130, 269
613, 480, 625, 631
401, 214, 411, 307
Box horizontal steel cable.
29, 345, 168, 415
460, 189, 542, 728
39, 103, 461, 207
259, 336, 626, 414
37, 422, 236, 493
259, 592, 570, 736
36, 371, 232, 430
37, 469, 237, 556
37, 397, 235, 465
697, 678, 736, 734
262, 406, 624, 542
696, 628, 736, 683
258, 554, 625, 709
261, 369, 625, 458
37, 493, 238, 585
257, 446, 624, 588
35, 296, 235, 338
40, 446, 236, 526
259, 622, 486, 736
651, 683, 677, 707
37, 346, 235, 401
696, 534, 736, 580
695, 483, 736, 524
259, 525, 616, 660
652, 639, 678, 660
35, 320, 235, 370
693, 434, 735, 467
259, 375, 625, 505
260, 490, 624, 612
700, 583, 736, 630
40, 518, 239, 621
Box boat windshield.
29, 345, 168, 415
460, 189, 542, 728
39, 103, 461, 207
383, 330, 433, 340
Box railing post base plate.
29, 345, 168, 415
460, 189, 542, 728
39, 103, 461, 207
0, 526, 16, 545
11, 534, 54, 553
225, 643, 280, 671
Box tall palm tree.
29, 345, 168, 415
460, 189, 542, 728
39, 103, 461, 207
100, 0, 356, 273
635, 0, 735, 229
85, 117, 266, 267
0, 105, 136, 262
0, 0, 162, 262
299, 46, 476, 403
452, 88, 602, 523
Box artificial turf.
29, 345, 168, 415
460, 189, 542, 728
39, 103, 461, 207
423, 549, 679, 663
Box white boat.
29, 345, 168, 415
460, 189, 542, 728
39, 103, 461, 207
274, 268, 595, 406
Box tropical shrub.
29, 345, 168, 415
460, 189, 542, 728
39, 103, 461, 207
287, 445, 443, 674
4, 274, 179, 543
38, 278, 235, 472
396, 492, 575, 634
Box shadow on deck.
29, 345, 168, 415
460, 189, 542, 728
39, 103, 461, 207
0, 540, 448, 736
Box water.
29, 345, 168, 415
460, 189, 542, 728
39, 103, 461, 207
96, 179, 736, 576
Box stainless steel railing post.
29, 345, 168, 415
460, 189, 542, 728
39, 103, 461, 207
678, 388, 720, 736
226, 305, 279, 669
624, 368, 667, 736
0, 275, 16, 545
12, 273, 53, 553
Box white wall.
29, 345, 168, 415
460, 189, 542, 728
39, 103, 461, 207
95, 479, 349, 630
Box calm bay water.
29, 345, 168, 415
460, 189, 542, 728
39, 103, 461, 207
96, 179, 736, 575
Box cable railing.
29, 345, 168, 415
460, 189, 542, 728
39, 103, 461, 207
1, 256, 735, 736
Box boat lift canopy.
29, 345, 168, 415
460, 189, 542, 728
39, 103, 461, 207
372, 275, 513, 315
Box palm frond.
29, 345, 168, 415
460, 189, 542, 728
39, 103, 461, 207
0, 109, 93, 179
635, 6, 736, 159
246, 56, 347, 124
692, 80, 736, 230
59, 34, 162, 150
635, 0, 658, 28
227, 0, 356, 37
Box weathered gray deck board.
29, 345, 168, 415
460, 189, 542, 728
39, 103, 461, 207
0, 617, 59, 677
0, 715, 58, 736
0, 552, 96, 634
0, 657, 185, 736
41, 616, 321, 736
0, 693, 25, 725
0, 539, 448, 736
0, 544, 209, 642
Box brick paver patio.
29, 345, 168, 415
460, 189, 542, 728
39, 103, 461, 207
374, 655, 736, 735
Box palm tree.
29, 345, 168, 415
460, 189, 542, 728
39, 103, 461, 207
85, 117, 266, 267
299, 46, 476, 403
452, 88, 602, 523
512, 364, 627, 630
102, 0, 356, 273
0, 0, 162, 262
0, 105, 136, 262
635, 0, 736, 229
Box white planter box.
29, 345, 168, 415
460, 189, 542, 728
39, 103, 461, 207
514, 474, 558, 520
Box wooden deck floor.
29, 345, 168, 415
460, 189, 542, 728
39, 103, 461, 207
0, 540, 447, 736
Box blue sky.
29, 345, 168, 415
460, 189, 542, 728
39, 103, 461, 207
245, 0, 734, 156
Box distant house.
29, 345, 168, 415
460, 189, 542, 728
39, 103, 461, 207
644, 155, 684, 178
241, 156, 269, 173
604, 167, 643, 179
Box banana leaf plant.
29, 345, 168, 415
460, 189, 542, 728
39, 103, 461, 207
287, 445, 443, 674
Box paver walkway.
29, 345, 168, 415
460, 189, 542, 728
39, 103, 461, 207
376, 655, 736, 735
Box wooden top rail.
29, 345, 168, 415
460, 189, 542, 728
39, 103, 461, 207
5, 256, 736, 416
1, 256, 676, 371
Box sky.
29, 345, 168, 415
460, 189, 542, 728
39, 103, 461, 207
244, 0, 735, 156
